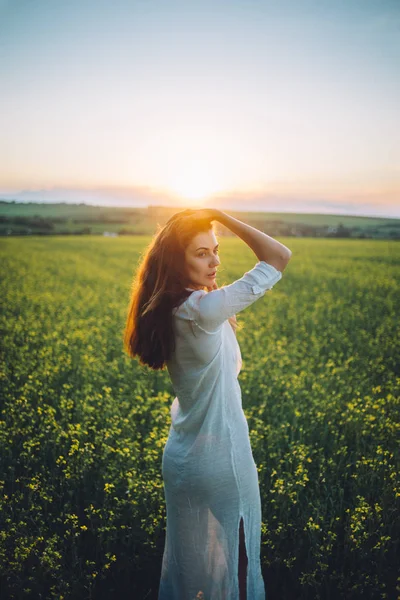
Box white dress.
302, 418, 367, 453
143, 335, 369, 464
158, 261, 283, 600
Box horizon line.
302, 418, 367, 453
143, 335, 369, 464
0, 197, 399, 221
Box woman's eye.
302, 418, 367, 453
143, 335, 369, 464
198, 250, 218, 258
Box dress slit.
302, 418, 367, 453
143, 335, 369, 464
238, 515, 248, 600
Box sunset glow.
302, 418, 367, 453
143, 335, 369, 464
165, 160, 226, 203
0, 1, 399, 217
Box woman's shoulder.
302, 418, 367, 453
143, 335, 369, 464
173, 289, 207, 319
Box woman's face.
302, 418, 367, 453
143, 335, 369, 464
184, 230, 221, 290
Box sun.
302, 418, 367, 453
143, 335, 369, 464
166, 162, 224, 203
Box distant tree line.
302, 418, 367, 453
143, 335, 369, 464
0, 215, 56, 229
0, 213, 399, 239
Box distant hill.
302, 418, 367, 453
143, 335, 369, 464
0, 200, 399, 239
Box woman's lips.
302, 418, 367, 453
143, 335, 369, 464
207, 272, 216, 277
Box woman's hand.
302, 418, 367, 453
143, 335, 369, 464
198, 209, 220, 221
206, 279, 218, 293
182, 208, 221, 222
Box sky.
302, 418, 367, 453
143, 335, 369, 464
0, 0, 399, 217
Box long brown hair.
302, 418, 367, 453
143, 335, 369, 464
123, 209, 238, 370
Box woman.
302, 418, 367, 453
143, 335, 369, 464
124, 208, 292, 599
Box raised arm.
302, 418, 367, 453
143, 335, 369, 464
213, 210, 292, 271
183, 210, 292, 332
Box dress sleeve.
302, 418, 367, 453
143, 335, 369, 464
186, 260, 283, 332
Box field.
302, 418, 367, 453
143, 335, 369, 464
1, 200, 400, 239
0, 235, 399, 599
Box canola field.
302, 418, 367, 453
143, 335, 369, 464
0, 235, 399, 600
